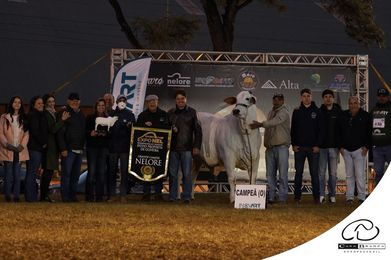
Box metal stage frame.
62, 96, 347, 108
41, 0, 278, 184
110, 49, 370, 194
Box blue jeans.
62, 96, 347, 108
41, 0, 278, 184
318, 148, 338, 198
266, 145, 289, 202
86, 147, 108, 201
373, 145, 391, 186
3, 152, 21, 200
294, 148, 320, 200
169, 151, 192, 201
108, 153, 129, 197
25, 150, 42, 202
61, 151, 82, 201
342, 148, 366, 201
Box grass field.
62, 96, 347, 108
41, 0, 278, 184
0, 194, 358, 259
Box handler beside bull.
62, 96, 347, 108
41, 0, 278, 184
250, 93, 290, 204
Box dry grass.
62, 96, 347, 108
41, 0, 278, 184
0, 194, 357, 259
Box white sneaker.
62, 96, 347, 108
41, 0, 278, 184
319, 196, 325, 203
330, 196, 336, 203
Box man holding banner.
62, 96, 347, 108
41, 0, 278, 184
136, 94, 169, 201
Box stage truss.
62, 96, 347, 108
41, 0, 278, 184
110, 49, 369, 109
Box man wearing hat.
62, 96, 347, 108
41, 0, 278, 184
137, 94, 169, 201
318, 89, 342, 203
371, 88, 391, 186
107, 94, 135, 202
57, 92, 86, 202
250, 93, 291, 203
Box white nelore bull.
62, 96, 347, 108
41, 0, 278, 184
192, 91, 262, 202
95, 116, 118, 131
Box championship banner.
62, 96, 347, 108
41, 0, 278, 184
112, 57, 152, 117
128, 126, 172, 182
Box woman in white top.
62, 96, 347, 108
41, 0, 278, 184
0, 96, 29, 202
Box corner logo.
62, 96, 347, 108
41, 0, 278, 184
239, 71, 258, 90
338, 219, 386, 253
342, 219, 380, 241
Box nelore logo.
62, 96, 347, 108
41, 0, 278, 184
167, 73, 191, 88
239, 71, 258, 90
338, 219, 386, 253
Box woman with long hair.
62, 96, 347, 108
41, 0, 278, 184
0, 96, 29, 202
25, 95, 48, 202
85, 98, 109, 202
40, 94, 70, 202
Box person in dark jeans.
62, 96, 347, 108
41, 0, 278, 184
0, 96, 29, 202
107, 95, 135, 203
40, 94, 70, 202
168, 90, 202, 203
85, 98, 109, 202
371, 88, 391, 186
57, 92, 86, 202
25, 96, 48, 202
137, 94, 169, 201
291, 88, 324, 204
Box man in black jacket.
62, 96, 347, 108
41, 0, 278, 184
318, 89, 342, 203
371, 88, 391, 186
57, 93, 86, 202
107, 94, 136, 202
338, 96, 371, 203
168, 90, 202, 203
291, 88, 324, 203
137, 94, 169, 201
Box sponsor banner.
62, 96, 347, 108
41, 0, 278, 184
234, 184, 267, 210
112, 57, 152, 117
129, 125, 172, 182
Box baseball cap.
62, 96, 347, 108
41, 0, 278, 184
68, 92, 80, 100
272, 93, 284, 99
116, 94, 127, 102
145, 94, 159, 102
377, 88, 389, 96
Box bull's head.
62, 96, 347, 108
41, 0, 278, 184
224, 91, 257, 119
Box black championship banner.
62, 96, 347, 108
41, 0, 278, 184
129, 126, 172, 182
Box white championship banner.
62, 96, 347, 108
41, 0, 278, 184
112, 57, 152, 118
234, 184, 267, 210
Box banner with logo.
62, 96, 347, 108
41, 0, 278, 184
128, 126, 172, 182
143, 63, 355, 182
112, 57, 152, 117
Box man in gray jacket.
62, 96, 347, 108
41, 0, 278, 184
250, 94, 291, 203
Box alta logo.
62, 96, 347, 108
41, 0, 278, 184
261, 80, 277, 89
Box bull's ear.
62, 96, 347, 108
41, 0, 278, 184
250, 96, 257, 104
224, 97, 237, 105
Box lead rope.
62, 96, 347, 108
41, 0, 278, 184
245, 127, 253, 184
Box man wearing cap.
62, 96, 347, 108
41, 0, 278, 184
137, 94, 169, 201
371, 88, 391, 186
107, 95, 135, 202
318, 89, 342, 203
250, 93, 290, 203
57, 92, 86, 202
291, 88, 325, 204
168, 90, 202, 203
